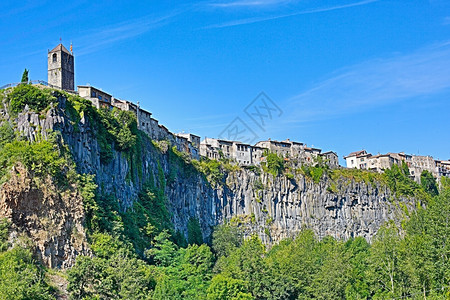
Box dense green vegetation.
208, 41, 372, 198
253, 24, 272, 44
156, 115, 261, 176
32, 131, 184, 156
7, 84, 56, 113
191, 156, 240, 184
0, 219, 55, 299
262, 152, 285, 176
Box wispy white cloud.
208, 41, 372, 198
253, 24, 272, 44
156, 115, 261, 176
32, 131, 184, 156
75, 11, 183, 56
283, 41, 450, 123
205, 0, 378, 28
209, 0, 295, 8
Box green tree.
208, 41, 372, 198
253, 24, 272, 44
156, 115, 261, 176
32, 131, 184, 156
344, 237, 371, 299
368, 222, 405, 299
212, 224, 243, 258
187, 217, 203, 245
310, 237, 350, 299
0, 246, 53, 300
67, 253, 155, 300
403, 183, 450, 298
267, 230, 319, 299
215, 235, 270, 299
420, 170, 439, 197
0, 218, 10, 252
263, 152, 284, 176
207, 275, 254, 300
145, 230, 178, 267
21, 69, 28, 83
0, 122, 15, 148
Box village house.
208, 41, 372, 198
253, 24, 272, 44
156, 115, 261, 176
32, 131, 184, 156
200, 138, 233, 161
78, 86, 112, 109
233, 142, 253, 166
436, 160, 450, 178
345, 148, 450, 183
410, 155, 438, 182
255, 139, 294, 158
367, 153, 398, 172
175, 133, 201, 160
344, 150, 372, 169
304, 146, 322, 164
200, 138, 259, 165
320, 151, 339, 168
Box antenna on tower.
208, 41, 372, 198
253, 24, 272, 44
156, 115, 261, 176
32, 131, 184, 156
70, 41, 73, 54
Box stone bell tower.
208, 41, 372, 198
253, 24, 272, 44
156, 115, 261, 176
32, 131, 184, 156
47, 43, 74, 91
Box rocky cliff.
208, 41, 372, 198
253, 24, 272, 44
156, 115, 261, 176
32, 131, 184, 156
2, 92, 413, 267
0, 163, 89, 268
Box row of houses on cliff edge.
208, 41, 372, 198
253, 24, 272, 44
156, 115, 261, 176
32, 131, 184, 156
200, 138, 339, 168
344, 150, 450, 182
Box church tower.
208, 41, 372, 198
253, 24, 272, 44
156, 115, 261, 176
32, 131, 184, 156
47, 44, 74, 91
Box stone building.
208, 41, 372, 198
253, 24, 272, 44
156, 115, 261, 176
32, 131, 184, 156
410, 155, 438, 182
200, 138, 221, 160
233, 142, 253, 166
255, 139, 293, 158
320, 151, 339, 168
304, 146, 322, 164
367, 154, 398, 172
251, 146, 265, 166
255, 139, 326, 166
78, 86, 112, 109
344, 150, 372, 169
200, 138, 233, 160
48, 44, 74, 91
200, 138, 255, 165
436, 160, 450, 178
176, 133, 201, 160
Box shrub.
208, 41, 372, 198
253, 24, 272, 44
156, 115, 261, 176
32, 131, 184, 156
0, 246, 54, 299
187, 217, 203, 245
262, 152, 284, 176
7, 84, 55, 113
302, 165, 325, 183
0, 140, 66, 184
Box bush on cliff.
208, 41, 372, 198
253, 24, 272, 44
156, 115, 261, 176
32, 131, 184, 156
262, 152, 284, 176
0, 219, 54, 299
0, 139, 67, 184
7, 84, 55, 113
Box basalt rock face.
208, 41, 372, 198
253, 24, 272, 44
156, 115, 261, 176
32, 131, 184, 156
217, 171, 407, 244
0, 164, 89, 268
10, 95, 412, 260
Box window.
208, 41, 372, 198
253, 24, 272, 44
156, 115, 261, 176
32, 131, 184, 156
98, 95, 102, 100
91, 91, 96, 97
52, 53, 57, 62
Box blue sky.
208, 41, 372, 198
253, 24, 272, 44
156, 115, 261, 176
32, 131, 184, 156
1, 0, 449, 164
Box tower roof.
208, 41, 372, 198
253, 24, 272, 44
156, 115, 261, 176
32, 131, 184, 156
49, 43, 71, 55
